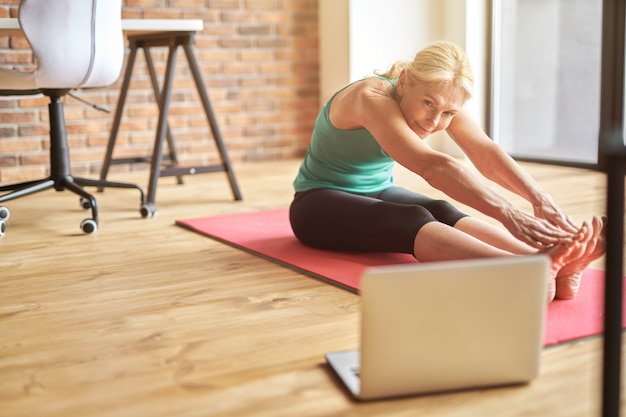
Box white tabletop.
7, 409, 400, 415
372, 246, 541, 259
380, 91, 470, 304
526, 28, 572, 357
0, 18, 203, 34
122, 19, 203, 33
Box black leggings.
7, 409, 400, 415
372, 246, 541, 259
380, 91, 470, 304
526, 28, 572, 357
289, 187, 468, 255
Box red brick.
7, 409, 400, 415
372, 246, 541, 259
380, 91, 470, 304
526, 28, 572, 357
281, 0, 316, 12
245, 0, 278, 10
18, 124, 48, 137
170, 0, 205, 8
257, 12, 292, 24
220, 11, 255, 23
0, 138, 41, 153
208, 0, 240, 10
0, 110, 37, 124
0, 154, 16, 166
125, 0, 165, 7
0, 50, 32, 65
239, 24, 273, 36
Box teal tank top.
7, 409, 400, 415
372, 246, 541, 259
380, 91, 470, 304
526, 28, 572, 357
293, 77, 396, 194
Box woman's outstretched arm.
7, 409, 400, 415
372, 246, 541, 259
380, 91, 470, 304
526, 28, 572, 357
446, 109, 579, 233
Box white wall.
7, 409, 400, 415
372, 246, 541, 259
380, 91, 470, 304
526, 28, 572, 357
348, 0, 441, 82
318, 0, 350, 104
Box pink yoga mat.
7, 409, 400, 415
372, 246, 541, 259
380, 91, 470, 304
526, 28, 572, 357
176, 208, 624, 347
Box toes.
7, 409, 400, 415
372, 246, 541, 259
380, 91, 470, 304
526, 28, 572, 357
583, 216, 606, 261
546, 241, 575, 269
581, 220, 592, 240
594, 216, 606, 236
587, 215, 607, 252
551, 216, 606, 302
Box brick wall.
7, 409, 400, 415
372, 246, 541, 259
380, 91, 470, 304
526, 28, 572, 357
0, 0, 319, 183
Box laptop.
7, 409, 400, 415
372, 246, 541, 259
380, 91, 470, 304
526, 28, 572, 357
325, 255, 550, 400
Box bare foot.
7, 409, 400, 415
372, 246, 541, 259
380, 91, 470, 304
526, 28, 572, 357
543, 240, 576, 303
555, 216, 606, 300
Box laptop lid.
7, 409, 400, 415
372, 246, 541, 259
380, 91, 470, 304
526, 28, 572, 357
326, 255, 550, 400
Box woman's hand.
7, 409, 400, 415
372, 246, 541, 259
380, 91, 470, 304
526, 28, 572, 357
532, 194, 579, 233
503, 207, 576, 249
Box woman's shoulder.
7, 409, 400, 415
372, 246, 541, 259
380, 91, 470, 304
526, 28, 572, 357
350, 76, 395, 95
334, 76, 396, 107
330, 77, 399, 130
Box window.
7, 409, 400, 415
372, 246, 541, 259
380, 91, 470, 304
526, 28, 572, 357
490, 0, 603, 166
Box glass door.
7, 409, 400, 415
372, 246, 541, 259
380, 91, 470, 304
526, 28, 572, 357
490, 0, 603, 167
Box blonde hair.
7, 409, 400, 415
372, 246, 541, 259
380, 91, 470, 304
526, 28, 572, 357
376, 40, 474, 101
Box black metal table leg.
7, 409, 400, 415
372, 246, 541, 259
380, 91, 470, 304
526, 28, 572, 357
183, 42, 242, 201
145, 40, 178, 209
98, 41, 139, 192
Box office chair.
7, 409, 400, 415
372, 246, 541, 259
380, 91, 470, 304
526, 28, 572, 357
0, 0, 149, 236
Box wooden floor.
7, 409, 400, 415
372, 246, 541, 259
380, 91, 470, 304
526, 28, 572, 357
0, 158, 620, 417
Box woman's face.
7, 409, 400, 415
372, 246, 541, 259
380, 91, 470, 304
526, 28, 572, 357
396, 72, 465, 139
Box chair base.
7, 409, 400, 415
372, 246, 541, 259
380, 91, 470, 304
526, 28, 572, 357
0, 92, 152, 236
0, 174, 150, 235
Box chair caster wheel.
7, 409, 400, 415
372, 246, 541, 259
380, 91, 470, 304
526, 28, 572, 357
0, 206, 9, 221
81, 219, 98, 234
0, 219, 5, 237
140, 203, 156, 218
80, 197, 91, 210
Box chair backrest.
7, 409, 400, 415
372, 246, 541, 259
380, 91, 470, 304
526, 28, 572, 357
18, 0, 124, 89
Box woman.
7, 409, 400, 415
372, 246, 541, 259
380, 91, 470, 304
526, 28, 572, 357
289, 40, 605, 302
